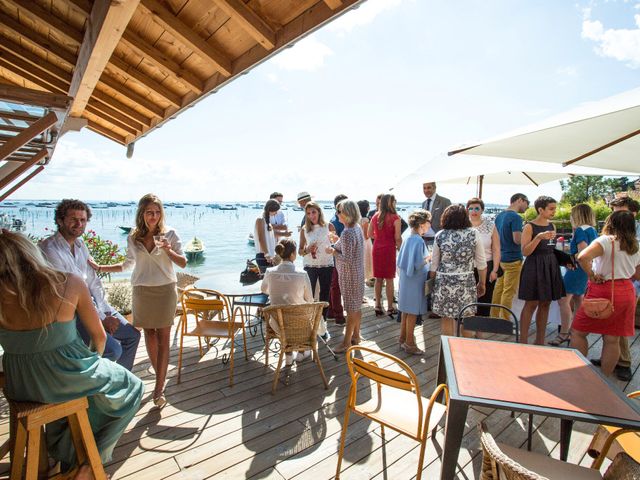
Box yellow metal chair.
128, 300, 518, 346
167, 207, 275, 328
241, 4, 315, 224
588, 390, 640, 469
177, 288, 247, 386
262, 302, 329, 394
335, 346, 449, 480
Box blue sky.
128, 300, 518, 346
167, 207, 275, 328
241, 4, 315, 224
15, 0, 640, 204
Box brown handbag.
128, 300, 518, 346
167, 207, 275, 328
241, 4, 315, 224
582, 237, 615, 319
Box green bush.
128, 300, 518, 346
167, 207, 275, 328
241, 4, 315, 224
523, 199, 613, 227
107, 282, 132, 316
82, 230, 125, 281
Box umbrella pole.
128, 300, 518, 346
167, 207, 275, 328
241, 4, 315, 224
478, 175, 484, 198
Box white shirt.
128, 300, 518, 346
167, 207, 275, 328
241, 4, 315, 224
472, 218, 495, 263
39, 232, 114, 319
302, 224, 333, 268
271, 211, 286, 226
254, 218, 276, 257
592, 235, 640, 280
261, 261, 313, 305
123, 228, 183, 287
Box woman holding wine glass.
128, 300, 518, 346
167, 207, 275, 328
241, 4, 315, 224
517, 196, 565, 345
93, 194, 186, 408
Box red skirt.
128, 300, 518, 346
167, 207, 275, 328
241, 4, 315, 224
572, 279, 636, 337
372, 245, 396, 279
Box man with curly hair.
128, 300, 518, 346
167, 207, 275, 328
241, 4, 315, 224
39, 199, 140, 371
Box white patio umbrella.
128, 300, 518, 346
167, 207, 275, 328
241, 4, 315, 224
392, 154, 636, 198
448, 86, 640, 172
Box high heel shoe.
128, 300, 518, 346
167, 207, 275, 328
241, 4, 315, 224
548, 332, 570, 347
153, 394, 167, 408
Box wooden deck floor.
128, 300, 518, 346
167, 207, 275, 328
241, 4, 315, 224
1, 297, 638, 479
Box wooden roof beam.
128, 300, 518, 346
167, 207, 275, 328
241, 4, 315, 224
86, 120, 127, 144
0, 36, 72, 85
0, 84, 71, 111
68, 0, 140, 117
0, 51, 70, 94
212, 0, 276, 50
0, 149, 47, 190
97, 76, 164, 117
9, 0, 83, 47
86, 98, 144, 131
323, 0, 343, 9
108, 56, 182, 108
0, 111, 41, 123
0, 112, 57, 162
0, 165, 44, 202
120, 30, 203, 94
91, 90, 153, 127
85, 104, 139, 136
140, 0, 232, 77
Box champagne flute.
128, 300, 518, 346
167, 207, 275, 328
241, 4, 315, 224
153, 235, 166, 255
546, 230, 555, 247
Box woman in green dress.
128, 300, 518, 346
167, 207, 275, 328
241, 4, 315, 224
0, 231, 143, 478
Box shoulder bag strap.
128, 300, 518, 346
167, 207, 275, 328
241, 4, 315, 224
610, 236, 615, 303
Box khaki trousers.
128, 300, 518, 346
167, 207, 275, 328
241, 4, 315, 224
490, 260, 522, 320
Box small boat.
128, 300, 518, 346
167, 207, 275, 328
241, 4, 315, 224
247, 233, 255, 246
118, 226, 132, 234
185, 237, 205, 262
219, 204, 237, 211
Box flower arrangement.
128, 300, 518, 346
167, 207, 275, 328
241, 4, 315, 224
107, 282, 132, 316
82, 230, 126, 280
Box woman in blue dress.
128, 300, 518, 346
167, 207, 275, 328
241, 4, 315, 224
0, 231, 143, 478
397, 209, 431, 355
552, 204, 598, 346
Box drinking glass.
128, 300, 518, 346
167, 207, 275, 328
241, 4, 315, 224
547, 232, 555, 246
153, 235, 166, 254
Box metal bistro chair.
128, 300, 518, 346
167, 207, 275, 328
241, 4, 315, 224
336, 346, 449, 480
456, 303, 535, 451
178, 288, 247, 387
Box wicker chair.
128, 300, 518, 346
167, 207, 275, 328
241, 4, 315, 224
262, 302, 329, 394
479, 421, 640, 479
336, 346, 449, 480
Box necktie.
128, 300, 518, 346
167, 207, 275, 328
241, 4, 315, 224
426, 198, 432, 211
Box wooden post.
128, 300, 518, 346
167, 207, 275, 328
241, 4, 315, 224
0, 166, 44, 202
0, 113, 57, 162
0, 149, 47, 190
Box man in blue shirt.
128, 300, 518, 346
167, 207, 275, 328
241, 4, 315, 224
490, 193, 530, 319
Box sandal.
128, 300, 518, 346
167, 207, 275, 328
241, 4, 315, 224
403, 344, 424, 355
375, 306, 385, 316
387, 307, 398, 317
548, 332, 570, 347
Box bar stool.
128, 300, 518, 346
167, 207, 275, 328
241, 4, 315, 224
9, 397, 106, 480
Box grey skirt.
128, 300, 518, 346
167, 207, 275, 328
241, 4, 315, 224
132, 282, 177, 329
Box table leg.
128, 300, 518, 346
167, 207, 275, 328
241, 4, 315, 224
440, 399, 469, 480
560, 419, 573, 461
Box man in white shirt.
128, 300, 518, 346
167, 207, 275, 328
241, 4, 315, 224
269, 192, 291, 239
39, 199, 140, 371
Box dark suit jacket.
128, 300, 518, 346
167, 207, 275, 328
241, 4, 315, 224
422, 194, 451, 234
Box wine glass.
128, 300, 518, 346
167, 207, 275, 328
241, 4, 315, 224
153, 235, 166, 255
546, 231, 555, 247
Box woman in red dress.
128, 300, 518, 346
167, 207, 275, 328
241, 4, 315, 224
368, 194, 402, 317
570, 211, 640, 377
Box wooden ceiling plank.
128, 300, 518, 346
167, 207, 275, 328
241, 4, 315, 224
0, 165, 45, 201
109, 56, 182, 107
0, 148, 47, 190
85, 104, 139, 136
323, 0, 343, 9
0, 112, 57, 162
61, 0, 92, 16
68, 0, 141, 117
86, 120, 126, 144
97, 76, 164, 117
120, 30, 203, 94
0, 53, 69, 94
91, 89, 153, 127
212, 0, 276, 50
10, 0, 83, 47
0, 111, 41, 122
0, 83, 72, 110
140, 0, 232, 76
0, 36, 72, 84
0, 11, 77, 67
0, 124, 27, 133
86, 98, 144, 131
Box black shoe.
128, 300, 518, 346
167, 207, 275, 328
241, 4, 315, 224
590, 358, 602, 367
335, 318, 346, 325
416, 315, 423, 326
615, 366, 633, 382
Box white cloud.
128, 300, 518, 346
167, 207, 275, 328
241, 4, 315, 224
266, 73, 278, 83
328, 0, 403, 34
581, 7, 640, 68
271, 36, 333, 72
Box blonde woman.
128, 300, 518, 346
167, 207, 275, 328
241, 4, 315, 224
0, 231, 143, 476
95, 194, 186, 408
553, 204, 597, 347
326, 199, 365, 353
299, 201, 335, 323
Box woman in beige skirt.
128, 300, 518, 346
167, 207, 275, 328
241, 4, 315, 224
95, 194, 186, 408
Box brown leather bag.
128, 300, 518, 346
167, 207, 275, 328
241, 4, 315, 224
582, 237, 615, 320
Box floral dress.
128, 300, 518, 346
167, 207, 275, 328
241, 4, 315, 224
334, 225, 365, 313
431, 228, 486, 318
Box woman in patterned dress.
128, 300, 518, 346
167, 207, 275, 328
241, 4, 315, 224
467, 198, 501, 316
430, 204, 487, 336
327, 199, 365, 353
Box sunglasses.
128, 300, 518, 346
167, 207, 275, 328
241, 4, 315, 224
467, 206, 482, 212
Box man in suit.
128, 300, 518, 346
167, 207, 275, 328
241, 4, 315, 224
421, 182, 451, 246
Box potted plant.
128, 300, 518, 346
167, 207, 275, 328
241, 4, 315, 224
107, 282, 133, 323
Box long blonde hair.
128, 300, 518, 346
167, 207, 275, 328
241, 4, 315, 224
132, 193, 166, 242
0, 231, 67, 326
304, 201, 326, 233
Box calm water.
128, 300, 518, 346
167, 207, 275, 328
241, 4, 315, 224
1, 201, 422, 285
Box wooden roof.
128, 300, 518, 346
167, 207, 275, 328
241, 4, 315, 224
0, 0, 363, 146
